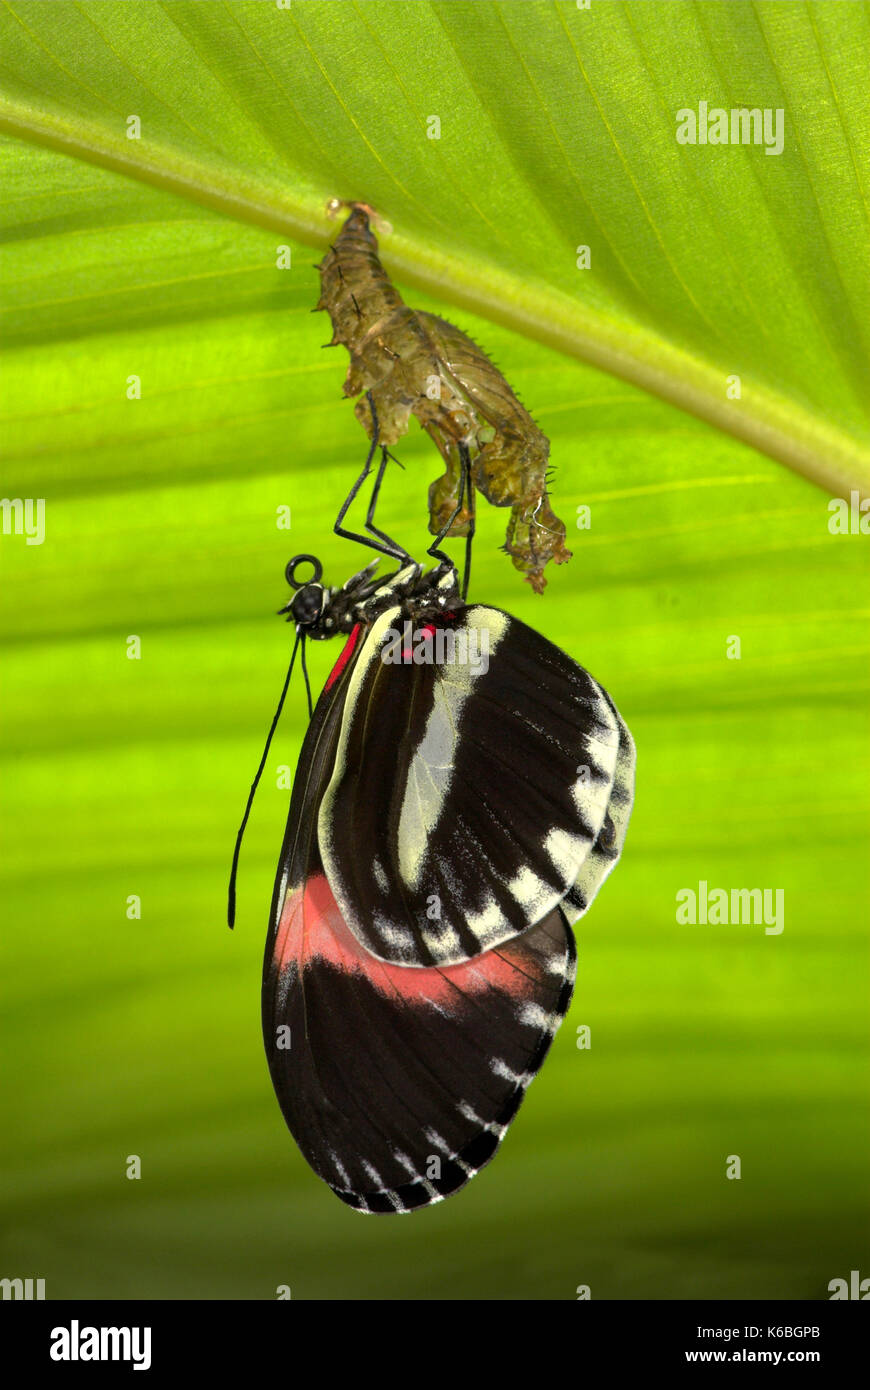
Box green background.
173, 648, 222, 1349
1, 0, 868, 1300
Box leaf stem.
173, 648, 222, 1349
1, 97, 867, 498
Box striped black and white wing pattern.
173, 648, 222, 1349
561, 686, 635, 925
318, 604, 634, 966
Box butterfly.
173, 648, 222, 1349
229, 547, 635, 1213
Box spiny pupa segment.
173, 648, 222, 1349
315, 203, 572, 592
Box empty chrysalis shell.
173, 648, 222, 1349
315, 202, 571, 592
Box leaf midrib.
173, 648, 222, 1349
1, 94, 868, 500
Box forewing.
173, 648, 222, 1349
319, 605, 625, 965
562, 688, 635, 924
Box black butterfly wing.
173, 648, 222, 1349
262, 613, 578, 1212
264, 859, 576, 1213
318, 604, 629, 966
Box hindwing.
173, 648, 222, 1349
264, 861, 575, 1212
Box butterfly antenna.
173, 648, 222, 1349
227, 631, 302, 929
300, 631, 313, 719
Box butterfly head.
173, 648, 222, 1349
279, 553, 386, 639
279, 553, 326, 631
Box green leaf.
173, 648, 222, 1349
1, 0, 867, 1301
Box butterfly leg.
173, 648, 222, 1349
364, 445, 411, 562
459, 441, 475, 600
334, 393, 406, 562
426, 440, 475, 589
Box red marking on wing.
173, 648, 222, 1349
324, 623, 362, 691
273, 873, 538, 1006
